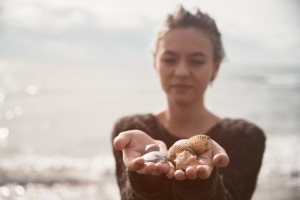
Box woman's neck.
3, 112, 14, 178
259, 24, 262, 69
155, 99, 221, 138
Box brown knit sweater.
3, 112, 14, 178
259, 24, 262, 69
111, 114, 266, 200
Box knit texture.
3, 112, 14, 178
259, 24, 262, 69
111, 114, 266, 200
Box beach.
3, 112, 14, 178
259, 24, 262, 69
0, 60, 299, 199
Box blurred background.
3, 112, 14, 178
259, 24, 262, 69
0, 0, 299, 199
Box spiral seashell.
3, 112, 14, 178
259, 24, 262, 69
174, 150, 198, 170
142, 151, 167, 163
186, 135, 213, 155
144, 144, 160, 154
167, 144, 195, 164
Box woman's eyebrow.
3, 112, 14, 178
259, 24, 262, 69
163, 50, 177, 56
190, 52, 207, 57
162, 51, 207, 57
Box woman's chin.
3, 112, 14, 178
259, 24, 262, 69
168, 96, 197, 105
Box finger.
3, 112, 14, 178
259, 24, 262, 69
139, 162, 155, 174
114, 130, 148, 151
212, 141, 230, 167
198, 157, 212, 166
126, 157, 145, 171
173, 139, 187, 146
145, 162, 156, 173
157, 141, 168, 153
113, 131, 133, 150
149, 163, 163, 176
137, 162, 155, 174
149, 161, 170, 176
196, 165, 213, 179
162, 162, 171, 173
213, 153, 229, 167
155, 162, 169, 174
185, 166, 197, 179
166, 162, 175, 179
174, 170, 186, 181
136, 167, 149, 174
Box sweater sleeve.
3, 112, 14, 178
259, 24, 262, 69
171, 165, 238, 200
111, 116, 265, 200
171, 121, 266, 200
215, 120, 266, 200
111, 117, 173, 200
172, 167, 222, 199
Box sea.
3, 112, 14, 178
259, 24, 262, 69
0, 60, 299, 200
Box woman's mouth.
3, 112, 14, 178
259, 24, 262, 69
171, 84, 192, 90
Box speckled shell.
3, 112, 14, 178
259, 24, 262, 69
186, 135, 212, 155
142, 151, 167, 163
144, 144, 160, 154
167, 144, 195, 164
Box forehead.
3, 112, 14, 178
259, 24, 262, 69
157, 28, 213, 56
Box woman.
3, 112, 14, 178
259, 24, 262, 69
112, 6, 265, 200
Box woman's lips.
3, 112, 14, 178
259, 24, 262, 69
171, 84, 192, 90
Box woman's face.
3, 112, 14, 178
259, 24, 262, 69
154, 27, 220, 105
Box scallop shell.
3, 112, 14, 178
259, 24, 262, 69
142, 151, 167, 163
144, 144, 160, 154
186, 135, 213, 155
167, 144, 195, 164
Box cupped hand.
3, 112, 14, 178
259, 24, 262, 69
113, 130, 171, 176
171, 139, 229, 181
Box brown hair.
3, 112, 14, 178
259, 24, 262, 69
154, 6, 225, 63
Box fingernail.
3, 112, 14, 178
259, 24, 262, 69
217, 157, 223, 164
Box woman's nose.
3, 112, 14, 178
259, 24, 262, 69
175, 61, 189, 77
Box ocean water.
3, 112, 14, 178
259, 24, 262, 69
0, 60, 299, 199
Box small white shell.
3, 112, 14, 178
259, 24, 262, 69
144, 144, 160, 154
142, 151, 167, 163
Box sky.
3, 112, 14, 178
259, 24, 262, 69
0, 0, 299, 66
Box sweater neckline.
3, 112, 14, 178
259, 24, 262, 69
147, 113, 225, 140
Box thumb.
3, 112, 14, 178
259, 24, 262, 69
113, 131, 132, 151
212, 153, 229, 167
125, 157, 145, 171
212, 141, 230, 167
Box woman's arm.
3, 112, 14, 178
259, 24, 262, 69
169, 139, 235, 200
113, 130, 171, 175
171, 122, 266, 200
170, 139, 229, 180
111, 120, 173, 199
219, 124, 266, 199
111, 117, 265, 199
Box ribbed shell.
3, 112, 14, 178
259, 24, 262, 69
186, 135, 213, 155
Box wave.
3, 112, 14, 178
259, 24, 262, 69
0, 154, 115, 185
264, 74, 300, 85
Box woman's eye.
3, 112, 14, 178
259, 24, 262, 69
190, 60, 204, 65
162, 58, 176, 64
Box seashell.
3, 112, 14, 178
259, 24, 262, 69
186, 135, 213, 155
142, 151, 167, 163
174, 150, 198, 170
144, 144, 160, 154
167, 144, 195, 164
166, 134, 214, 170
